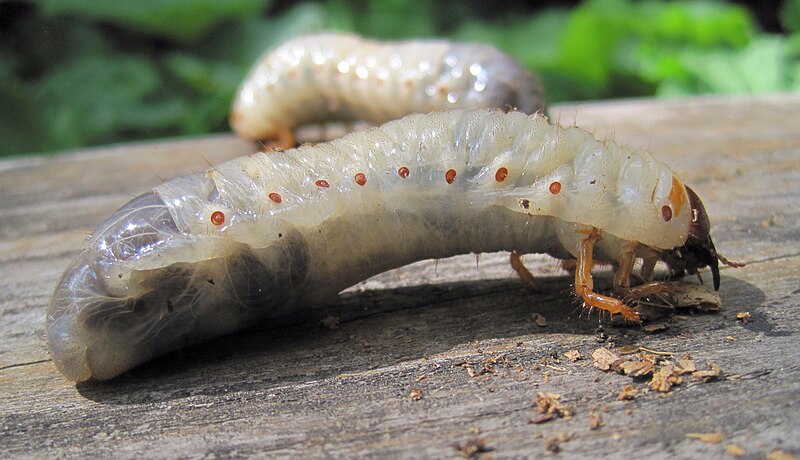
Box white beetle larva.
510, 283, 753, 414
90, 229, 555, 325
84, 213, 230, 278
230, 32, 545, 145
48, 109, 738, 382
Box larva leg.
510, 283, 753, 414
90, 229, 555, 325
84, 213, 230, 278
510, 251, 541, 290
561, 258, 577, 275
575, 229, 640, 322
621, 281, 678, 303
639, 253, 658, 282
260, 127, 296, 152
612, 242, 638, 290
614, 243, 676, 303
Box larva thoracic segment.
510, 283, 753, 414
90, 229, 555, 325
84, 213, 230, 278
48, 109, 733, 382
230, 33, 545, 144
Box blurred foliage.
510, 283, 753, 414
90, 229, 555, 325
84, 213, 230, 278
0, 0, 797, 157
37, 0, 274, 42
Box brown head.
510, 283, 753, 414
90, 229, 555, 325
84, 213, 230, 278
662, 186, 740, 289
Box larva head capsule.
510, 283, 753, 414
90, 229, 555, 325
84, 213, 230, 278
662, 186, 741, 290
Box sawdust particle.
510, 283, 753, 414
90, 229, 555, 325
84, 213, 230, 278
564, 349, 582, 362
617, 385, 638, 401
451, 438, 493, 458
530, 392, 574, 424
589, 413, 604, 430
686, 432, 725, 444
543, 433, 572, 453
767, 450, 798, 460
532, 313, 548, 327
724, 443, 746, 457
735, 312, 751, 324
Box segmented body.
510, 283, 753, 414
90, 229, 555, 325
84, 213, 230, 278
230, 33, 545, 141
47, 110, 691, 381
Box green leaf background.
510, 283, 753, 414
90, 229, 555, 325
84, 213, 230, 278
0, 0, 796, 157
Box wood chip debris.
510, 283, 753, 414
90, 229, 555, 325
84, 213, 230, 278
617, 385, 638, 401
564, 349, 582, 362
588, 413, 604, 430
532, 313, 548, 327
643, 322, 669, 333
724, 443, 746, 457
592, 348, 722, 393
675, 358, 697, 373
592, 348, 623, 371
686, 432, 725, 444
618, 360, 655, 378
767, 449, 799, 460
543, 433, 572, 453
650, 365, 682, 392
409, 388, 423, 401
457, 354, 511, 378
530, 392, 574, 424
735, 312, 751, 324
617, 345, 640, 355
692, 363, 721, 382
451, 438, 493, 458
671, 283, 723, 313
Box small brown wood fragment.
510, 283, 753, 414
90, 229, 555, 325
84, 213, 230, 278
650, 365, 682, 392
564, 349, 582, 362
532, 313, 548, 327
588, 413, 604, 430
724, 443, 746, 457
672, 283, 723, 312
643, 322, 669, 333
617, 345, 640, 355
543, 433, 572, 453
692, 362, 722, 382
529, 413, 557, 425
686, 432, 725, 444
638, 347, 674, 356
675, 358, 697, 374
767, 449, 798, 460
451, 438, 493, 458
617, 385, 638, 401
592, 348, 623, 371
618, 360, 655, 377
735, 312, 751, 324
530, 392, 573, 424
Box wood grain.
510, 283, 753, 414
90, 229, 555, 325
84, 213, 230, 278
1, 95, 798, 458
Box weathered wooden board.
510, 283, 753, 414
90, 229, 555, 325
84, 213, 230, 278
1, 95, 798, 458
